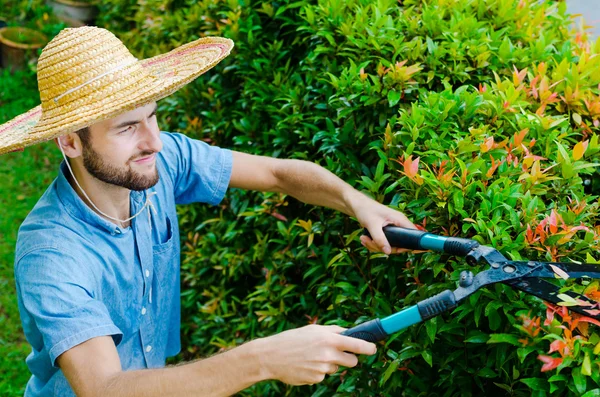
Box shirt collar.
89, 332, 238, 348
56, 160, 144, 235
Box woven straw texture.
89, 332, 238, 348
0, 26, 234, 155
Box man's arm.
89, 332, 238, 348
58, 325, 376, 397
229, 152, 364, 217
229, 151, 416, 254
58, 335, 263, 397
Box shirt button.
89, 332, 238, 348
146, 345, 152, 353
141, 307, 147, 315
145, 270, 150, 278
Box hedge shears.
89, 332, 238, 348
342, 226, 600, 342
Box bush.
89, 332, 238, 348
7, 0, 600, 395
97, 0, 600, 395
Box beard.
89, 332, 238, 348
81, 143, 159, 191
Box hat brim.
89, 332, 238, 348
0, 36, 233, 155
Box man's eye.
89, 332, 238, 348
119, 126, 133, 134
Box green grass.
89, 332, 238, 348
0, 67, 62, 393
0, 144, 62, 393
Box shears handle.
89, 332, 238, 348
364, 226, 480, 257
341, 290, 456, 342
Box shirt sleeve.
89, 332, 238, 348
158, 132, 233, 205
15, 248, 123, 367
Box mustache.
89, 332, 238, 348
129, 151, 156, 162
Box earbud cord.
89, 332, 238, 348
57, 138, 157, 229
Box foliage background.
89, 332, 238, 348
1, 0, 600, 396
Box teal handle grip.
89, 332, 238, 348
343, 306, 423, 343
363, 226, 480, 257
343, 293, 457, 342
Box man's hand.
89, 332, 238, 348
253, 324, 377, 385
351, 196, 417, 255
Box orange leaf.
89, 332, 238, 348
537, 355, 563, 372
481, 137, 494, 153
359, 67, 367, 81
403, 155, 424, 185
403, 155, 417, 177
573, 140, 589, 161
513, 128, 529, 147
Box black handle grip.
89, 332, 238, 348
341, 319, 388, 342
363, 226, 427, 250
417, 290, 456, 320
363, 226, 480, 256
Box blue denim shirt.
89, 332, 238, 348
14, 132, 233, 396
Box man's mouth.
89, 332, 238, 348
133, 153, 156, 164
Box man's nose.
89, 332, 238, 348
139, 122, 163, 153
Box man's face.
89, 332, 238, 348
81, 102, 163, 191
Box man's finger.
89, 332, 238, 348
367, 225, 391, 255
360, 236, 379, 253
326, 325, 347, 334
335, 334, 377, 355
389, 212, 417, 230
332, 352, 359, 368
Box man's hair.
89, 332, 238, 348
75, 126, 91, 147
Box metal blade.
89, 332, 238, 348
517, 261, 600, 280
504, 277, 600, 320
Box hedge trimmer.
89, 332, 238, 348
342, 226, 600, 342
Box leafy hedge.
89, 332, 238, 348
95, 0, 600, 395
5, 0, 600, 395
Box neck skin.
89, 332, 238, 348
67, 159, 132, 228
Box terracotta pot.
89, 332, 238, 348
0, 27, 47, 72
46, 0, 99, 27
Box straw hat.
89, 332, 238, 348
0, 26, 234, 155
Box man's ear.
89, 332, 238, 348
54, 133, 83, 158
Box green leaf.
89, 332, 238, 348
487, 334, 521, 346
425, 317, 437, 343
498, 37, 512, 61
517, 346, 537, 363
380, 359, 399, 386
583, 352, 592, 376
388, 90, 401, 107
421, 349, 433, 367
574, 367, 587, 395
493, 383, 512, 392
520, 378, 548, 391
487, 308, 501, 330
477, 367, 497, 378
556, 293, 578, 306
582, 389, 600, 397
465, 331, 489, 343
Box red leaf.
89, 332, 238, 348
575, 315, 600, 327
270, 212, 288, 222
549, 210, 558, 234
584, 309, 600, 316
548, 340, 567, 356
537, 355, 563, 372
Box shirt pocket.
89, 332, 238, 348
152, 214, 178, 285
153, 214, 174, 252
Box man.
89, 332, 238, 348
2, 27, 415, 396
